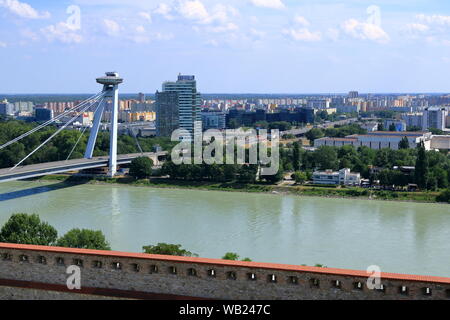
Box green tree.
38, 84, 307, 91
389, 123, 396, 132
264, 162, 284, 184
0, 213, 58, 246
143, 243, 197, 257
313, 146, 339, 170
415, 141, 429, 189
398, 137, 410, 150
129, 156, 154, 179
222, 252, 252, 261
56, 229, 111, 250
292, 142, 301, 171
305, 128, 324, 144
292, 171, 308, 185
436, 189, 450, 203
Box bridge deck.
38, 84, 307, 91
0, 152, 166, 183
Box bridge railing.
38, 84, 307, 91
0, 243, 448, 300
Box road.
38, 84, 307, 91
0, 152, 167, 183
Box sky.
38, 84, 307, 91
1, 0, 450, 94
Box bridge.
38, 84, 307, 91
0, 152, 167, 184
0, 72, 162, 183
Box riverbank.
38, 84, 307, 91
33, 174, 447, 204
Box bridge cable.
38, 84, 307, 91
10, 94, 105, 171
65, 97, 105, 161
130, 126, 144, 155
0, 92, 105, 151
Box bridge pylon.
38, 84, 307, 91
85, 72, 123, 177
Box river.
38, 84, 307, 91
0, 181, 449, 277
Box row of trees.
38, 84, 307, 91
305, 124, 368, 143
142, 244, 252, 261
0, 213, 111, 250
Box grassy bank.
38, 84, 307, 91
30, 174, 445, 204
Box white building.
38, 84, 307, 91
431, 135, 450, 150
402, 107, 450, 131
315, 131, 433, 150
423, 107, 448, 131
307, 99, 330, 110
313, 168, 361, 186
360, 122, 379, 132
402, 113, 423, 128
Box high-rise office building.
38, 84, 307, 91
162, 74, 202, 140
35, 108, 53, 122
155, 91, 179, 137
348, 91, 359, 99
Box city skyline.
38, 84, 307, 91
1, 1, 450, 93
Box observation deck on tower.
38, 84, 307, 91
96, 72, 123, 86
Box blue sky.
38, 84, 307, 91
1, 0, 450, 93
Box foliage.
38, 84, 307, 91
129, 157, 154, 179
292, 171, 308, 185
415, 141, 429, 189
436, 189, 450, 203
0, 213, 58, 246
398, 137, 410, 150
56, 229, 111, 250
0, 121, 172, 169
222, 252, 252, 261
143, 243, 197, 257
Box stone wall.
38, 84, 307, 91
0, 243, 448, 300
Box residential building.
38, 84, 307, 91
307, 99, 330, 110
0, 99, 14, 116
402, 113, 423, 128
313, 168, 361, 186
423, 107, 448, 131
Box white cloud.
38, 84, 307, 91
20, 29, 38, 41
405, 23, 429, 33
416, 14, 450, 26
249, 0, 284, 10
135, 25, 146, 34
250, 28, 265, 39
103, 19, 121, 36
138, 11, 152, 23
0, 0, 50, 19
0, 41, 6, 48
41, 22, 82, 44
153, 3, 174, 20
177, 0, 209, 23
341, 19, 390, 44
207, 22, 238, 33
294, 15, 310, 27
283, 28, 321, 42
